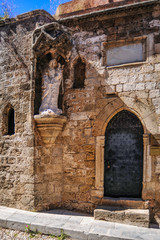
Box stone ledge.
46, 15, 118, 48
102, 197, 149, 209
94, 205, 150, 227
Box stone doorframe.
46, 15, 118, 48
94, 106, 152, 201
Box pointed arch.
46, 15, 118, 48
94, 105, 151, 203
72, 56, 86, 89
104, 110, 144, 197
92, 98, 148, 137
102, 107, 146, 136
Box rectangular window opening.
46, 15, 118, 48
104, 38, 146, 67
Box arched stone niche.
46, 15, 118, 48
72, 56, 86, 89
2, 103, 15, 136
66, 55, 87, 90
92, 96, 158, 203
35, 52, 66, 116
32, 22, 72, 145
33, 22, 72, 115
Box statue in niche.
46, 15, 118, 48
39, 58, 63, 116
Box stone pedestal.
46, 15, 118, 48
34, 114, 67, 145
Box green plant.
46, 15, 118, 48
13, 233, 18, 238
0, 0, 15, 19
49, 230, 69, 240
57, 230, 69, 240
25, 225, 40, 239
49, 234, 57, 238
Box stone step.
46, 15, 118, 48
94, 205, 150, 228
102, 197, 149, 209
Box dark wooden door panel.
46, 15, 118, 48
104, 110, 144, 198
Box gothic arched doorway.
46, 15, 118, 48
104, 110, 144, 198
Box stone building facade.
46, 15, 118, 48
0, 0, 160, 225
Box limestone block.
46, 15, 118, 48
108, 77, 121, 85
155, 44, 160, 54
123, 83, 136, 92
150, 146, 160, 156
70, 112, 88, 121
144, 64, 154, 73
86, 35, 107, 45
85, 161, 95, 168
128, 75, 137, 83
136, 83, 145, 91
85, 78, 100, 87
149, 90, 160, 98
145, 82, 156, 90
104, 85, 116, 94
80, 185, 91, 192
84, 128, 92, 136
88, 137, 95, 145
152, 98, 160, 114
150, 134, 160, 146
85, 177, 94, 186
91, 190, 103, 198
143, 114, 158, 134
145, 74, 154, 82
94, 206, 149, 227
155, 163, 160, 174
155, 63, 160, 71
137, 74, 144, 82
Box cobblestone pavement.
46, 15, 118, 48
0, 228, 71, 240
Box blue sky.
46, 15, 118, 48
1, 0, 69, 16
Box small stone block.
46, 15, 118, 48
150, 146, 160, 156
94, 206, 149, 228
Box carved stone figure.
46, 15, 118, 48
39, 59, 63, 116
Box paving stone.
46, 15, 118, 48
0, 207, 160, 240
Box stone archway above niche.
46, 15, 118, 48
32, 22, 72, 146
33, 22, 73, 116
32, 22, 72, 58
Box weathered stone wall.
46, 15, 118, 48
34, 140, 64, 210
33, 2, 160, 216
0, 0, 160, 222
0, 11, 54, 210
55, 0, 147, 18
57, 2, 159, 213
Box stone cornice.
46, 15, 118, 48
58, 0, 159, 23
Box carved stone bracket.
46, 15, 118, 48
34, 114, 67, 146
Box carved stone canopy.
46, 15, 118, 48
32, 22, 72, 58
